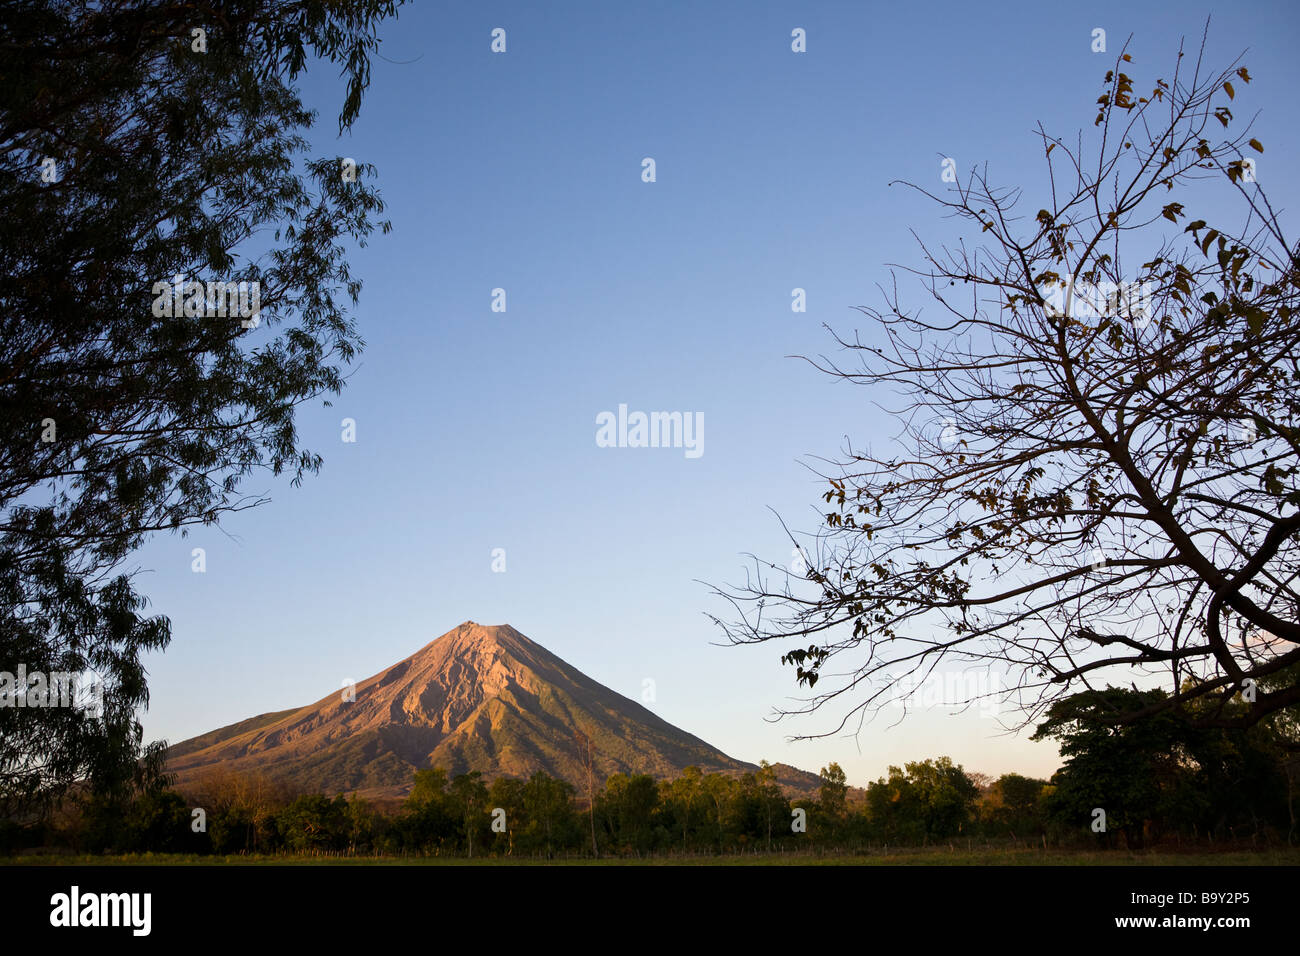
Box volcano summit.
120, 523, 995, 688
165, 622, 817, 799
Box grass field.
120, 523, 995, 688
7, 846, 1298, 865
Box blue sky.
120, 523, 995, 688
133, 0, 1300, 786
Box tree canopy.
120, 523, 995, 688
0, 0, 402, 817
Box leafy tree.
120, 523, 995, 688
711, 32, 1299, 736
1177, 672, 1295, 838
520, 770, 576, 858
487, 775, 525, 855
987, 773, 1048, 837
603, 772, 659, 855
343, 793, 381, 855
125, 789, 204, 854
1030, 684, 1296, 847
736, 761, 789, 851
699, 772, 736, 852
447, 771, 489, 857
1254, 665, 1300, 841
0, 0, 402, 818
277, 794, 348, 853
865, 757, 979, 843
1034, 687, 1208, 847
404, 768, 456, 852
818, 761, 849, 822
864, 765, 924, 844
907, 757, 979, 839
662, 765, 706, 852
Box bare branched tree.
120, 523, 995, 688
711, 31, 1299, 736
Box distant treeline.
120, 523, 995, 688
1, 758, 1067, 858
4, 687, 1295, 857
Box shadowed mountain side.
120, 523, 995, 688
165, 622, 822, 800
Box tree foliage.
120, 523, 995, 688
0, 0, 402, 817
9, 735, 1297, 856
1033, 683, 1296, 847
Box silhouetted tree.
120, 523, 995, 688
711, 31, 1299, 738
0, 0, 402, 820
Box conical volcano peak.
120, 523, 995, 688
445, 621, 523, 642
402, 621, 522, 661
164, 621, 820, 801
423, 621, 536, 658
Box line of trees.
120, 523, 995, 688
7, 686, 1295, 857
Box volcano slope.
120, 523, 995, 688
165, 622, 820, 800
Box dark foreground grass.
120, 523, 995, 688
6, 846, 1298, 865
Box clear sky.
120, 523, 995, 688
133, 0, 1300, 786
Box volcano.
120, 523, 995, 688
164, 621, 819, 799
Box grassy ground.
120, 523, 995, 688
6, 846, 1298, 865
